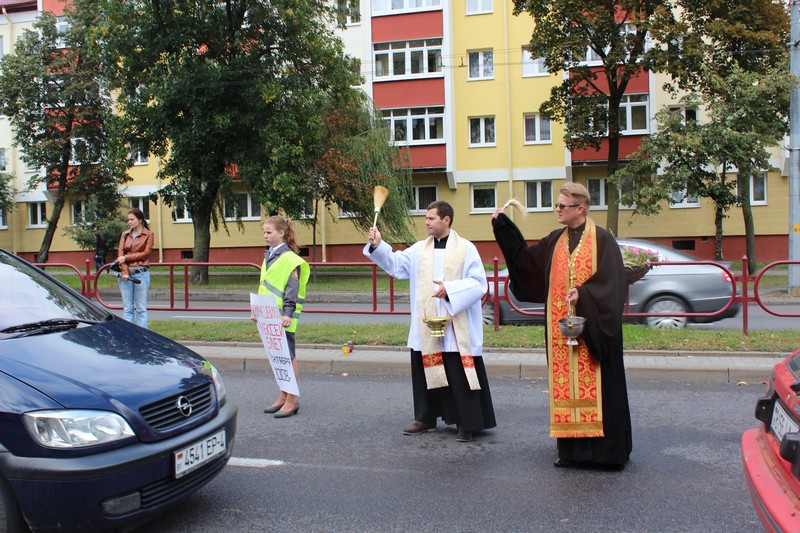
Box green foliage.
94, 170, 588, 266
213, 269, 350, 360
0, 173, 15, 214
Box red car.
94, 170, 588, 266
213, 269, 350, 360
742, 348, 800, 532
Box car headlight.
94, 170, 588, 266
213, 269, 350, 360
203, 361, 226, 402
23, 410, 135, 449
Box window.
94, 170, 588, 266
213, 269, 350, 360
129, 197, 151, 220
588, 178, 608, 209
300, 196, 315, 219
172, 197, 192, 222
738, 172, 767, 206
469, 116, 495, 146
70, 138, 101, 165
71, 201, 87, 225
525, 181, 553, 211
374, 39, 442, 79
337, 0, 361, 25
618, 94, 649, 134
466, 0, 492, 14
130, 146, 148, 165
669, 106, 698, 125
521, 47, 547, 77
55, 16, 70, 49
373, 0, 440, 14
0, 36, 4, 59
382, 107, 445, 145
409, 185, 437, 213
29, 202, 47, 227
468, 50, 493, 80
524, 114, 551, 144
471, 183, 496, 212
670, 187, 700, 208
0, 148, 6, 172
223, 193, 261, 221
0, 207, 7, 229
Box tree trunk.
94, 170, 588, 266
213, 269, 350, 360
191, 209, 212, 285
738, 174, 757, 275
605, 132, 621, 236
714, 204, 724, 260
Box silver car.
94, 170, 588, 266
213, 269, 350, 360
483, 238, 740, 328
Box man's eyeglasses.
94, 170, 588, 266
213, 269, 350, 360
555, 203, 580, 210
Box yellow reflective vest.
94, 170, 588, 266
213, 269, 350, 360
259, 252, 310, 333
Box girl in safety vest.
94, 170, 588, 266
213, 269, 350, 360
252, 216, 310, 418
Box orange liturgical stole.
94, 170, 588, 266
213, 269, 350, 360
546, 218, 604, 438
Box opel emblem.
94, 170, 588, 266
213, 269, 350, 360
176, 396, 193, 417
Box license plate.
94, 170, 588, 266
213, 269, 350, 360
174, 429, 226, 479
771, 402, 799, 444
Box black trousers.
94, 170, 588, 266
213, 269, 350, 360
410, 350, 497, 433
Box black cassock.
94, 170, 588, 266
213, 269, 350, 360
492, 213, 632, 467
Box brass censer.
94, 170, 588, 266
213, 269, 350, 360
422, 295, 451, 338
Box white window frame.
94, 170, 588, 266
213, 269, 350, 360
409, 185, 437, 214
523, 113, 551, 144
372, 0, 441, 15
223, 192, 261, 221
470, 182, 496, 213
469, 116, 496, 147
521, 47, 548, 77
737, 172, 767, 206
129, 197, 151, 221
525, 180, 553, 211
130, 146, 148, 165
71, 200, 87, 226
70, 138, 101, 165
588, 177, 635, 210
468, 49, 494, 80
382, 107, 445, 145
668, 105, 698, 125
29, 202, 47, 227
0, 206, 7, 229
373, 39, 443, 80
172, 197, 192, 222
338, 0, 361, 25
466, 0, 492, 15
55, 16, 70, 49
618, 94, 649, 135
670, 187, 700, 208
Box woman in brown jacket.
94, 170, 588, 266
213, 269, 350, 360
116, 208, 154, 328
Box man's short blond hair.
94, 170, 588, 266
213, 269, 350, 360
559, 182, 591, 209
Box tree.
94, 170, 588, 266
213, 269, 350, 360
511, 0, 666, 236
0, 10, 130, 263
97, 0, 409, 284
625, 0, 791, 271
0, 173, 15, 215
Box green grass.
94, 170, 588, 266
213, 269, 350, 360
148, 321, 800, 353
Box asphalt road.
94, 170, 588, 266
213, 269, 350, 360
134, 371, 763, 533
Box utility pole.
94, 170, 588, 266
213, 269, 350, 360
790, 0, 800, 295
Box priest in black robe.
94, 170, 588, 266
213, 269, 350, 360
491, 183, 632, 470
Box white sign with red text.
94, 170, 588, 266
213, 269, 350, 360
250, 293, 299, 396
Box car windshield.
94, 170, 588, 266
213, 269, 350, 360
0, 252, 109, 334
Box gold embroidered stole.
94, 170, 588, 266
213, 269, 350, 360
417, 232, 480, 391
546, 218, 604, 438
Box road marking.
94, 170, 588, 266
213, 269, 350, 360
229, 457, 285, 468
171, 316, 252, 320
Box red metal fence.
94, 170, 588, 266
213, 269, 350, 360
41, 256, 800, 335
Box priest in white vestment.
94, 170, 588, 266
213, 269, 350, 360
364, 201, 496, 442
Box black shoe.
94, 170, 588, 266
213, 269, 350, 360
553, 458, 577, 468
456, 427, 472, 442
403, 421, 436, 435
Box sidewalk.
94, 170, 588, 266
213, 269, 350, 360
182, 341, 786, 385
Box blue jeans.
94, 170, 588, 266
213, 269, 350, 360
118, 270, 150, 328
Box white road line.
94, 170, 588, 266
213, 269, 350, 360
171, 316, 251, 320
229, 457, 285, 468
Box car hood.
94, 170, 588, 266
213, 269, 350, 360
0, 318, 210, 412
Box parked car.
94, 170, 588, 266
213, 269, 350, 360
742, 348, 800, 532
483, 238, 740, 328
0, 249, 237, 532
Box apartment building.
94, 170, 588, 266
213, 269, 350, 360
0, 0, 791, 266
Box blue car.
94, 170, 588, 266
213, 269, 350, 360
0, 249, 237, 532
